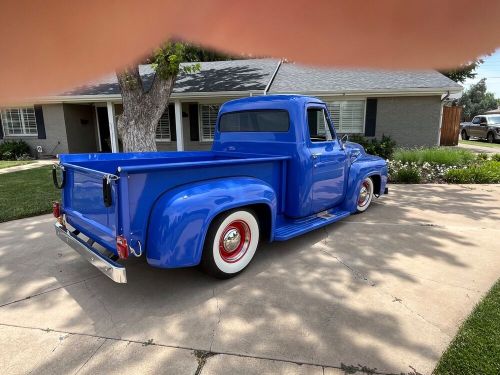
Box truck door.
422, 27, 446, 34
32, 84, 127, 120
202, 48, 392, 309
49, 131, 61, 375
470, 116, 481, 137
306, 105, 348, 213
478, 116, 489, 138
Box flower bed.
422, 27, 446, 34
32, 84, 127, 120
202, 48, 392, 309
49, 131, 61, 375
388, 148, 500, 184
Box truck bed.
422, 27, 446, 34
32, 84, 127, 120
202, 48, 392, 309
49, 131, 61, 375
59, 151, 289, 254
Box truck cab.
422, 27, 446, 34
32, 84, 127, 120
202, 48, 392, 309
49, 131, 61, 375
54, 95, 388, 282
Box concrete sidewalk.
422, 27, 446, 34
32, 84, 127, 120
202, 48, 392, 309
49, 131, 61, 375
0, 160, 55, 174
0, 184, 499, 374
457, 141, 499, 154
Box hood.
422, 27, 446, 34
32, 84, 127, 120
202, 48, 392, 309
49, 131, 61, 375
343, 141, 366, 161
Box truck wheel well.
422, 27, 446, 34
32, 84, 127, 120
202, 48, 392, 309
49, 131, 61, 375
210, 203, 272, 243
369, 174, 381, 195
248, 204, 272, 242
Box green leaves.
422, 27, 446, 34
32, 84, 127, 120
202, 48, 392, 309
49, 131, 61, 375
151, 42, 201, 80
441, 59, 483, 84
459, 78, 498, 121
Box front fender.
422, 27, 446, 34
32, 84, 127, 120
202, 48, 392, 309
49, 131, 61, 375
341, 155, 388, 213
146, 177, 277, 268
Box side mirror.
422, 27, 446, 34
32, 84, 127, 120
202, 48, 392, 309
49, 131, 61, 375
340, 134, 349, 149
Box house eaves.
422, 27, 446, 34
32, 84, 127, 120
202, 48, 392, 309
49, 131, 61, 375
29, 90, 264, 104
270, 86, 462, 97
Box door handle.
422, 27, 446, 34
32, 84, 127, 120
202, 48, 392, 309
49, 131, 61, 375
311, 153, 321, 159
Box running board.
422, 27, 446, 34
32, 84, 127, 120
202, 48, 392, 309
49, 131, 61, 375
274, 210, 351, 241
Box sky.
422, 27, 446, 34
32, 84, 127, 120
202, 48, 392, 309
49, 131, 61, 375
463, 49, 500, 98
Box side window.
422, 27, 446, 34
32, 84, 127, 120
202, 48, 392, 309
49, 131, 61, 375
480, 117, 487, 124
472, 117, 480, 124
307, 108, 334, 142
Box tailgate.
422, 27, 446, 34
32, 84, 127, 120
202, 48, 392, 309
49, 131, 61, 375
60, 164, 121, 253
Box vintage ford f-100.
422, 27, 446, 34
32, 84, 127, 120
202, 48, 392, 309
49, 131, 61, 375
53, 95, 388, 283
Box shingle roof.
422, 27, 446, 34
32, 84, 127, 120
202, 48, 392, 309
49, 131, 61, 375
60, 59, 462, 97
269, 63, 462, 93
62, 59, 279, 96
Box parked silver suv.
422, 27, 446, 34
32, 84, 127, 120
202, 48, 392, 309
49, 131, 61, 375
461, 115, 500, 143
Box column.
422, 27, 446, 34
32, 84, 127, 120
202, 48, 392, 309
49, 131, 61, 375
107, 102, 119, 153
174, 100, 184, 151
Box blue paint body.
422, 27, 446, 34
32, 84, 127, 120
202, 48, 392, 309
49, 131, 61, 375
58, 95, 387, 269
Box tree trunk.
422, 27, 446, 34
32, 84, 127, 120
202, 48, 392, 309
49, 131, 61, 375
116, 66, 176, 152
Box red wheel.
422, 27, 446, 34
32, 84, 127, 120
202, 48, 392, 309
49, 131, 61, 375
356, 177, 374, 213
201, 209, 259, 278
218, 220, 251, 263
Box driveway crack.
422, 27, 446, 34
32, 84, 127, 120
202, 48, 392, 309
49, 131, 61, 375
209, 288, 222, 352
0, 274, 103, 309
0, 321, 413, 375
321, 230, 451, 338
74, 338, 106, 374
83, 280, 118, 334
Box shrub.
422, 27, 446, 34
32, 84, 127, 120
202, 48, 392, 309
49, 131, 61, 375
391, 165, 422, 184
476, 152, 489, 161
492, 154, 500, 162
0, 140, 31, 160
348, 134, 396, 160
444, 161, 500, 184
393, 147, 475, 167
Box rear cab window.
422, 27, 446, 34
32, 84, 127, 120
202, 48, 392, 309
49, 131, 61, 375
219, 110, 290, 132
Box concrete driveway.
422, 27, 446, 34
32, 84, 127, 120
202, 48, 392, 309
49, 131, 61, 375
0, 184, 499, 375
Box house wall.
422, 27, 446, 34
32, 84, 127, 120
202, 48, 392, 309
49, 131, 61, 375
1, 104, 69, 157
376, 96, 442, 147
63, 104, 98, 153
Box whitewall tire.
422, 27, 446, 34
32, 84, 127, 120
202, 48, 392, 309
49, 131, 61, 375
356, 177, 374, 213
201, 209, 260, 278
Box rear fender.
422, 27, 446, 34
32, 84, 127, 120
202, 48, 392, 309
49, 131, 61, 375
341, 156, 388, 213
146, 177, 277, 268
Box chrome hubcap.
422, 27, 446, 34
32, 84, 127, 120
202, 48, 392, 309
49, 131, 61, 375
223, 228, 241, 252
219, 220, 251, 263
358, 181, 371, 207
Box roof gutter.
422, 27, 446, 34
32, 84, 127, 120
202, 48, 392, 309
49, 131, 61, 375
441, 91, 450, 102
25, 90, 262, 104
271, 87, 463, 97
263, 60, 282, 95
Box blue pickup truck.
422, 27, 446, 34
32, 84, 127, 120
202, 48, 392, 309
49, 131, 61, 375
53, 95, 388, 283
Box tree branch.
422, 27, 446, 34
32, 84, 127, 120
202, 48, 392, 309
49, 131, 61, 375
117, 65, 143, 102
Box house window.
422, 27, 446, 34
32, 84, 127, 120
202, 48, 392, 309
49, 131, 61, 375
0, 107, 38, 136
199, 104, 220, 141
325, 100, 365, 134
156, 109, 171, 142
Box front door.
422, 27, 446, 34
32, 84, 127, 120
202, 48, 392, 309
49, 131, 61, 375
96, 107, 112, 152
307, 106, 348, 213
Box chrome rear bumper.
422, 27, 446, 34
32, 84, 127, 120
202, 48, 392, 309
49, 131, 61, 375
54, 222, 127, 283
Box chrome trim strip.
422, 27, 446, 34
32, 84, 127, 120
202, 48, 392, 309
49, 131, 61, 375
54, 222, 127, 283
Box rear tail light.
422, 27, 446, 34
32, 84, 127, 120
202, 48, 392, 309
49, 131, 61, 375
53, 202, 61, 218
116, 235, 129, 259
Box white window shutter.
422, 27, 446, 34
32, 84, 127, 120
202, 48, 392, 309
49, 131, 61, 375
0, 107, 38, 136
156, 109, 171, 141
199, 104, 220, 141
324, 100, 364, 133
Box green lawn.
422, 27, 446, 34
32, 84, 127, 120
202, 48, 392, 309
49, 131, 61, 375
0, 166, 60, 222
434, 279, 500, 375
460, 140, 500, 149
0, 160, 34, 169
393, 147, 476, 166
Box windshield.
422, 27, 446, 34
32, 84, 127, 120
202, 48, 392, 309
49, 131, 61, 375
488, 116, 500, 124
